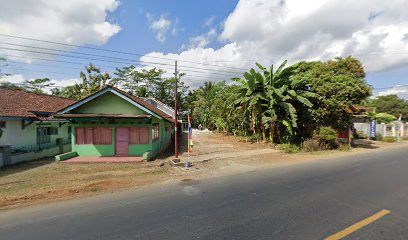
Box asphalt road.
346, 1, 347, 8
1, 146, 408, 240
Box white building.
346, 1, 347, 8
0, 88, 74, 166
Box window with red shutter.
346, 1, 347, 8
75, 127, 112, 145
129, 127, 140, 144
129, 127, 150, 144
93, 127, 112, 145
75, 127, 85, 145
140, 127, 150, 144
84, 127, 93, 144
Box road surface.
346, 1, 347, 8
1, 146, 408, 239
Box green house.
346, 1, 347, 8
54, 86, 174, 161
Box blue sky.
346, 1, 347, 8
1, 0, 408, 98
104, 0, 238, 53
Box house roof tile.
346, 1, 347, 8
111, 86, 174, 122
0, 88, 76, 119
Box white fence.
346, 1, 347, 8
9, 144, 71, 165
354, 122, 408, 138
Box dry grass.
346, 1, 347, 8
0, 159, 171, 210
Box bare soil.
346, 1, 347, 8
0, 130, 406, 210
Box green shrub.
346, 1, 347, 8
382, 136, 397, 142
237, 134, 259, 143
375, 113, 397, 124
371, 133, 383, 141
339, 144, 352, 151
313, 126, 339, 149
354, 131, 368, 139
280, 144, 301, 154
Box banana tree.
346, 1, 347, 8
234, 60, 316, 143
232, 68, 268, 139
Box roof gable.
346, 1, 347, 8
70, 92, 149, 115
56, 86, 173, 122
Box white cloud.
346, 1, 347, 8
377, 85, 408, 100
203, 16, 216, 28
0, 0, 121, 62
189, 28, 218, 48
141, 0, 408, 88
0, 74, 79, 93
0, 74, 25, 84
141, 43, 246, 88
146, 13, 173, 43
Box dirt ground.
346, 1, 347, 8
0, 130, 406, 210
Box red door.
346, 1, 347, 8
115, 128, 129, 156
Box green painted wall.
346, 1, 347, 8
68, 91, 174, 159
71, 92, 147, 115
71, 118, 172, 158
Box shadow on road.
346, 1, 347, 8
351, 139, 379, 149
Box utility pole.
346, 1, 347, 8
174, 60, 179, 159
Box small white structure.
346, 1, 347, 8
354, 122, 408, 138
143, 97, 174, 119
0, 88, 75, 166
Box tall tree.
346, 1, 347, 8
24, 78, 54, 94
79, 63, 111, 97
292, 57, 372, 131
51, 63, 110, 100
112, 66, 189, 112
365, 95, 408, 121
112, 66, 164, 97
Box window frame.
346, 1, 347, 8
152, 124, 160, 142
129, 127, 150, 144
37, 127, 51, 144
75, 127, 112, 145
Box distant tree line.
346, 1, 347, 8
3, 56, 408, 143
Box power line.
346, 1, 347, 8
0, 45, 244, 76
373, 84, 408, 90
2, 54, 120, 70
5, 60, 115, 72
4, 67, 87, 76
3, 62, 239, 80
0, 33, 249, 71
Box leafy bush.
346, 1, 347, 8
313, 126, 339, 149
382, 136, 397, 142
354, 131, 368, 139
375, 113, 397, 124
238, 134, 259, 143
371, 133, 383, 141
280, 144, 301, 154
339, 144, 352, 151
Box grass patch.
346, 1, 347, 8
279, 144, 301, 154
382, 136, 397, 142
0, 158, 170, 210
